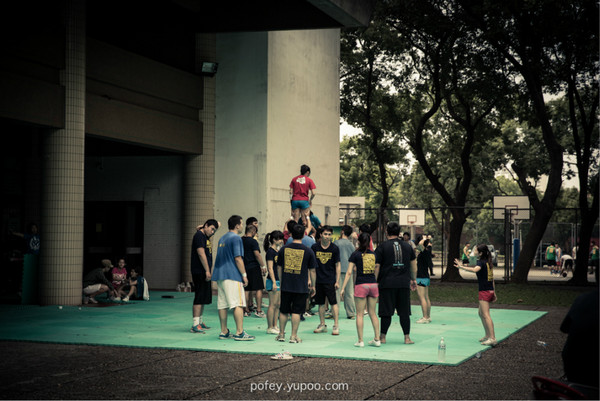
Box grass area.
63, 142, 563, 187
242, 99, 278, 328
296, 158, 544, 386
425, 281, 595, 307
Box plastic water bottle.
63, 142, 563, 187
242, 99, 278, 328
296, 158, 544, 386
438, 337, 446, 362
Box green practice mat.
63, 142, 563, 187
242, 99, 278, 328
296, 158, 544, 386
0, 291, 545, 366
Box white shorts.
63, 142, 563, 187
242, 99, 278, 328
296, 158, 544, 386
83, 284, 102, 295
217, 280, 246, 310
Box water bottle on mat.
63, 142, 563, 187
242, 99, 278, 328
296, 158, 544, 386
438, 337, 446, 362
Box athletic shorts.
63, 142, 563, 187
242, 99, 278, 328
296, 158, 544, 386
192, 274, 212, 305
314, 283, 337, 305
478, 290, 495, 302
216, 280, 246, 310
416, 278, 430, 287
354, 283, 379, 298
266, 279, 280, 291
547, 259, 556, 266
83, 284, 102, 295
280, 291, 307, 315
291, 200, 310, 210
244, 267, 264, 291
378, 287, 411, 318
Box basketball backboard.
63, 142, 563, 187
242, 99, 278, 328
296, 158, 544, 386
493, 196, 530, 220
399, 209, 426, 226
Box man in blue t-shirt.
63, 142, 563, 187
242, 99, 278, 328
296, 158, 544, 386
276, 223, 317, 344
190, 219, 219, 333
211, 215, 255, 341
311, 226, 341, 335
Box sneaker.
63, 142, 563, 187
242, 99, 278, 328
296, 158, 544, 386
303, 311, 313, 318
199, 322, 210, 330
324, 312, 334, 319
248, 304, 257, 311
271, 351, 293, 360
300, 314, 305, 321
479, 336, 489, 343
190, 325, 206, 334
416, 317, 430, 324
430, 273, 436, 276
313, 324, 327, 333
122, 296, 129, 302
331, 326, 340, 335
88, 297, 98, 304
243, 311, 251, 317
233, 330, 255, 341
219, 329, 231, 340
266, 327, 280, 335
354, 341, 364, 347
275, 333, 286, 342
289, 336, 302, 343
368, 339, 381, 347
254, 310, 266, 318
481, 338, 497, 346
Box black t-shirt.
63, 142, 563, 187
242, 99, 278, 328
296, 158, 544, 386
277, 242, 317, 293
242, 236, 261, 270
265, 247, 279, 281
476, 259, 494, 291
374, 238, 415, 288
311, 242, 340, 284
191, 230, 212, 276
417, 248, 432, 279
349, 249, 376, 285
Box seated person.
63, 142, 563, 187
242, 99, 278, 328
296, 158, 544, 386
82, 259, 119, 304
121, 267, 149, 302
111, 258, 128, 300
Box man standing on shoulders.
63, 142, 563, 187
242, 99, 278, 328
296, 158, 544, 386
190, 219, 218, 333
312, 226, 341, 335
211, 215, 255, 341
289, 164, 316, 225
276, 224, 317, 343
335, 225, 357, 320
375, 222, 417, 345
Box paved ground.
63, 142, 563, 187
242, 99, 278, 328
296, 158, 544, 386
0, 302, 573, 400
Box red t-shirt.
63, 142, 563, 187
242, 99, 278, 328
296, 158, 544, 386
289, 174, 316, 201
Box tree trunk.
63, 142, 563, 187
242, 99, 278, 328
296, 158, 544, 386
442, 211, 466, 281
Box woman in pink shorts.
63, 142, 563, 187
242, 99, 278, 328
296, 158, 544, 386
341, 232, 381, 348
454, 244, 497, 346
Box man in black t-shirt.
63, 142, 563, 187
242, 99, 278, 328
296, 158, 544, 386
276, 224, 317, 343
190, 219, 219, 333
375, 222, 417, 344
311, 226, 341, 335
242, 224, 266, 317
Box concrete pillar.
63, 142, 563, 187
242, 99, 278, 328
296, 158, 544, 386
40, 0, 86, 305
180, 34, 217, 283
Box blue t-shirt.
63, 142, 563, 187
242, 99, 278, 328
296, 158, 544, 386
334, 237, 355, 274
349, 249, 376, 285
286, 235, 316, 248
265, 247, 279, 281
190, 230, 212, 276
476, 259, 494, 291
277, 242, 317, 294
242, 236, 261, 270
211, 231, 244, 282
311, 242, 340, 284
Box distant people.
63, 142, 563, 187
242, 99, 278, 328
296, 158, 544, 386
589, 241, 599, 275
289, 164, 316, 224
374, 222, 417, 345
264, 230, 284, 335
211, 215, 255, 341
309, 211, 322, 231
311, 226, 341, 336
403, 232, 417, 253
415, 239, 433, 323
454, 244, 497, 346
546, 242, 557, 273
82, 259, 119, 304
559, 253, 574, 278
190, 219, 219, 333
276, 223, 317, 344
111, 258, 128, 301
462, 242, 471, 265
341, 232, 380, 347
359, 223, 374, 251
560, 289, 599, 388
335, 225, 357, 320
242, 224, 266, 318
121, 267, 149, 301
10, 222, 40, 255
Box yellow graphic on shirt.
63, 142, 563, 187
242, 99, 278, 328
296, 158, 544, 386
284, 248, 305, 275
316, 251, 332, 265
362, 253, 375, 274
206, 239, 212, 256
486, 263, 494, 281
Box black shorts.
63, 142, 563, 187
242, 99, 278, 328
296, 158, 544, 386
244, 267, 264, 291
280, 291, 307, 315
314, 283, 337, 306
192, 274, 212, 305
378, 287, 411, 318
547, 259, 556, 266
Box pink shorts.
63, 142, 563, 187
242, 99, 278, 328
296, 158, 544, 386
479, 290, 495, 302
354, 283, 379, 298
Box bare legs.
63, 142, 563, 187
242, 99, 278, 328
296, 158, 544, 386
416, 285, 431, 320
354, 296, 380, 343
478, 300, 495, 341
